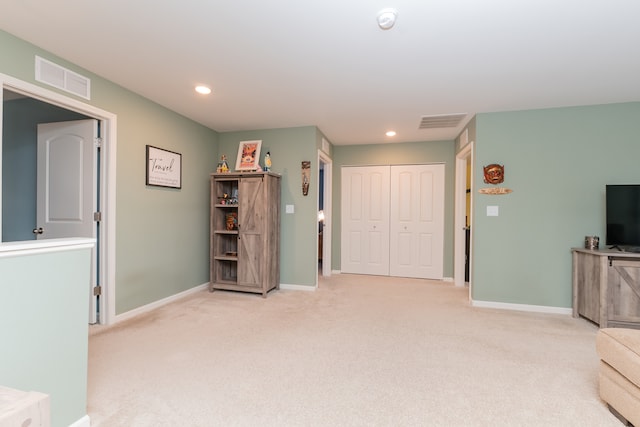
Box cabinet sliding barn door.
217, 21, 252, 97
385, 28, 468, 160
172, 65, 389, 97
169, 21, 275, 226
341, 164, 445, 279
237, 176, 265, 287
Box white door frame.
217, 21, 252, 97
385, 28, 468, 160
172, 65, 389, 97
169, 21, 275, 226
454, 142, 473, 290
0, 73, 117, 325
317, 149, 332, 282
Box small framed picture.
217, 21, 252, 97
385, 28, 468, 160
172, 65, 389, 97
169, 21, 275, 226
235, 140, 262, 171
146, 145, 182, 189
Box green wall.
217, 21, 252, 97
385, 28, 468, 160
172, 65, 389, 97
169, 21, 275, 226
106, 94, 218, 313
217, 126, 320, 287
0, 30, 219, 314
332, 140, 457, 277
0, 244, 92, 427
472, 102, 640, 307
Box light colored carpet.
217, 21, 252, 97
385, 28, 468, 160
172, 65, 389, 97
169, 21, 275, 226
88, 274, 620, 426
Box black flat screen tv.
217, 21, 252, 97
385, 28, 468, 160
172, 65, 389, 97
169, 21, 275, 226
606, 184, 640, 250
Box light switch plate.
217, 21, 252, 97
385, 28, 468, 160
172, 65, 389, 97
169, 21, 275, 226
487, 205, 499, 216
286, 204, 295, 214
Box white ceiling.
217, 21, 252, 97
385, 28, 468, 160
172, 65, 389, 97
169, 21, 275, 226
1, 1, 639, 145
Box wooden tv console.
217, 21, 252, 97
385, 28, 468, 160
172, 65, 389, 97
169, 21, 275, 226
572, 248, 640, 329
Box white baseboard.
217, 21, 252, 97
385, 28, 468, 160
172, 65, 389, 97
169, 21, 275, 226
114, 283, 208, 324
70, 414, 90, 427
471, 299, 572, 315
280, 283, 316, 291
326, 271, 453, 283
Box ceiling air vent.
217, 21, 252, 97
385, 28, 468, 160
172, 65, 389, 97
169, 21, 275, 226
419, 113, 467, 129
35, 56, 91, 100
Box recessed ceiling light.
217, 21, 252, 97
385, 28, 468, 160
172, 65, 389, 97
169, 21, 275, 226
386, 130, 397, 137
195, 85, 211, 95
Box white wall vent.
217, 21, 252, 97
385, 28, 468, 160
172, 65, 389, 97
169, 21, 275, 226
459, 128, 469, 149
419, 113, 467, 129
321, 137, 330, 154
35, 56, 91, 100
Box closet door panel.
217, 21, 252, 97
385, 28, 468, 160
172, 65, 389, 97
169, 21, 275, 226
341, 166, 390, 275
390, 164, 444, 279
417, 232, 434, 267
346, 231, 362, 263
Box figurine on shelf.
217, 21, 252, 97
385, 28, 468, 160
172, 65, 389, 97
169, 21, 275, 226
217, 155, 230, 173
225, 212, 238, 230
264, 152, 272, 172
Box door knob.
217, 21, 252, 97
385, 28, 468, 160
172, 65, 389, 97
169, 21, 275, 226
33, 227, 44, 234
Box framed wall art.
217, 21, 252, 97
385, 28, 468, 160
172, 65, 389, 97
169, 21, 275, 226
235, 140, 262, 171
146, 145, 182, 189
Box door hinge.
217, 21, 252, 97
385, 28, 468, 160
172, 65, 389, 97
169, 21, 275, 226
93, 286, 102, 296
94, 137, 103, 148
94, 211, 102, 222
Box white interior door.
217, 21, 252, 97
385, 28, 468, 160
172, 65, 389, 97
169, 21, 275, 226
341, 166, 390, 275
390, 164, 445, 279
37, 119, 98, 322
37, 120, 97, 239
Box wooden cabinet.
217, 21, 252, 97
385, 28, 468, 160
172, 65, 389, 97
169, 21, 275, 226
572, 248, 640, 329
210, 172, 281, 297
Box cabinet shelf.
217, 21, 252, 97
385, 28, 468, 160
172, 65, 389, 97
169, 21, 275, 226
214, 255, 238, 261
214, 279, 240, 287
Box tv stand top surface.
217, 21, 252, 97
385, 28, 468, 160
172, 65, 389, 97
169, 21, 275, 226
572, 246, 640, 259
609, 245, 640, 253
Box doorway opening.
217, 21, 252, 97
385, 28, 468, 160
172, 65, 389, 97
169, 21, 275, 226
454, 142, 473, 294
1, 74, 117, 325
317, 150, 332, 284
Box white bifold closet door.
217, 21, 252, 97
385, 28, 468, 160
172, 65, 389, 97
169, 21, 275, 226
341, 165, 391, 276
389, 164, 445, 279
341, 164, 445, 279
